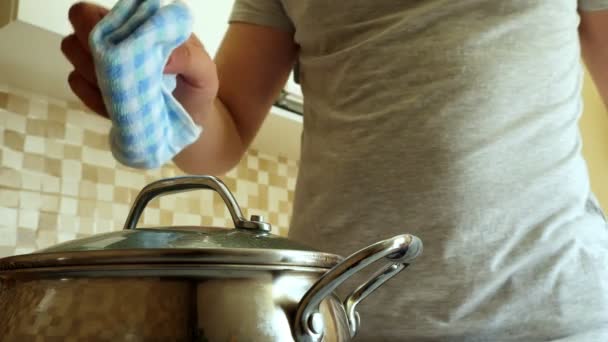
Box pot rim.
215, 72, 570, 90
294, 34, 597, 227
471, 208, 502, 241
0, 248, 343, 272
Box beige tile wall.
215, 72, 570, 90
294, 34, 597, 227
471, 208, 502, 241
0, 84, 299, 258
580, 69, 608, 209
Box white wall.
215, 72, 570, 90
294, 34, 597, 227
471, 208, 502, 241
17, 0, 118, 35
188, 1, 235, 58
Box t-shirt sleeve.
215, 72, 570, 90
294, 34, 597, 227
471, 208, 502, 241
229, 0, 294, 32
579, 0, 608, 11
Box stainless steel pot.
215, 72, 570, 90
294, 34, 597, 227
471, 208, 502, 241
0, 176, 422, 341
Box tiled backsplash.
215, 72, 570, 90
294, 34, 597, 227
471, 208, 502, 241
0, 83, 298, 258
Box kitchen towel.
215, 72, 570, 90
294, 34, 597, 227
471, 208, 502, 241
90, 0, 201, 169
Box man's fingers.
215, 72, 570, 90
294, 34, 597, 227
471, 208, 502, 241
68, 2, 109, 53
61, 34, 98, 84
64, 3, 108, 118
67, 71, 109, 118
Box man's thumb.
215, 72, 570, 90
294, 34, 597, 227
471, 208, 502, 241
164, 36, 215, 88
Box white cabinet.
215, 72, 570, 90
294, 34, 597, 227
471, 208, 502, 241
0, 0, 244, 60
0, 0, 302, 160
10, 0, 119, 36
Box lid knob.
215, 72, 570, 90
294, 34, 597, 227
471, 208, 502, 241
250, 215, 265, 222
243, 215, 271, 232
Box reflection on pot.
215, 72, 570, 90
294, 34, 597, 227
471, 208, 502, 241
0, 278, 193, 341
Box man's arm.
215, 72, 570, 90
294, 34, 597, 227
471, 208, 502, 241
173, 23, 298, 175
62, 2, 297, 175
579, 10, 608, 107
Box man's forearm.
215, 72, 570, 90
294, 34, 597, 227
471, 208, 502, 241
171, 23, 298, 175
173, 98, 246, 176
582, 43, 608, 108
580, 10, 608, 108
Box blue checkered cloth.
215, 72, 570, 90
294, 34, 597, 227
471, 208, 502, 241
90, 0, 201, 169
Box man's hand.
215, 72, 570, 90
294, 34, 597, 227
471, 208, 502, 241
61, 2, 297, 175
60, 2, 219, 125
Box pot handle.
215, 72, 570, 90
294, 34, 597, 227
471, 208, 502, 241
294, 234, 423, 341
123, 175, 270, 231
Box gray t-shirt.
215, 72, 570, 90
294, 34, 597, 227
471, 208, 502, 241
231, 1, 608, 341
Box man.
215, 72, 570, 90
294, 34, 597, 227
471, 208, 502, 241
62, 1, 608, 340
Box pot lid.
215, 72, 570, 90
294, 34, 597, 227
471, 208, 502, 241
0, 176, 342, 272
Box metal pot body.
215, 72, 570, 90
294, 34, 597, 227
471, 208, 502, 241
0, 176, 424, 341
0, 266, 350, 341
